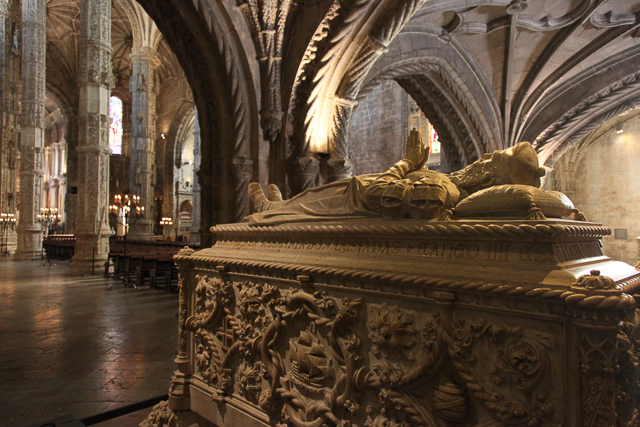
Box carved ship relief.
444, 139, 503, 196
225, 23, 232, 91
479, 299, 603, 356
289, 330, 334, 392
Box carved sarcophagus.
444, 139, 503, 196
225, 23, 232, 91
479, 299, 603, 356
165, 218, 640, 427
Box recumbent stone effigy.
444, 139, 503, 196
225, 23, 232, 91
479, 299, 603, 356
142, 130, 640, 427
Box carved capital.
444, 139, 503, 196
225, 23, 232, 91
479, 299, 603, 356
295, 156, 320, 191
260, 109, 284, 143
232, 157, 254, 179
327, 156, 354, 182
130, 46, 158, 63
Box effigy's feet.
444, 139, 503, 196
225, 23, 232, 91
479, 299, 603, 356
248, 182, 269, 212
268, 184, 283, 202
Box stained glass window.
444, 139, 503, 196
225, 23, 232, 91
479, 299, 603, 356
430, 126, 441, 154
109, 96, 123, 155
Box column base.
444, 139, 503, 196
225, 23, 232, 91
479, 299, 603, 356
69, 254, 108, 275
13, 226, 42, 261
4, 230, 18, 256
13, 249, 43, 261
128, 220, 154, 240
69, 231, 110, 275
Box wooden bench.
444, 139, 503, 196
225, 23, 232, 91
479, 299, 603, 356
104, 237, 197, 290
43, 235, 76, 260
150, 259, 178, 292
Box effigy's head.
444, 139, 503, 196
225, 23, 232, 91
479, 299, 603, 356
495, 141, 546, 188
449, 141, 546, 194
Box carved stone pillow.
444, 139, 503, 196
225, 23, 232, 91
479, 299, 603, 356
455, 184, 576, 219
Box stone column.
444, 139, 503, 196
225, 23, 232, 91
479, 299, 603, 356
128, 47, 157, 239
327, 98, 356, 182
14, 0, 46, 260
189, 110, 201, 244
0, 0, 19, 253
69, 0, 112, 274
232, 157, 253, 223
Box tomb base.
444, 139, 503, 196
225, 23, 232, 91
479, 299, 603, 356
148, 218, 640, 427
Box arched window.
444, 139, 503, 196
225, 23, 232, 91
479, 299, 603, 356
109, 96, 123, 155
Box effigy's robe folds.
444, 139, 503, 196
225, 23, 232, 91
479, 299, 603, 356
146, 217, 640, 427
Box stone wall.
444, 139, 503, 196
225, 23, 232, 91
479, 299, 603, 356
348, 80, 405, 176
549, 113, 640, 265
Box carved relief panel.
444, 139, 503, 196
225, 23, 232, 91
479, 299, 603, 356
183, 270, 567, 427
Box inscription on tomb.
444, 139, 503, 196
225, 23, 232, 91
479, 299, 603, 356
216, 238, 604, 264
217, 238, 604, 264
553, 241, 603, 263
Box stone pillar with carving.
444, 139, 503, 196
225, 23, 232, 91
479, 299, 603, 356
327, 97, 355, 182
0, 0, 19, 253
14, 0, 46, 260
232, 157, 253, 223
69, 0, 112, 274
128, 47, 157, 239
570, 270, 623, 426
189, 110, 201, 243
169, 246, 195, 411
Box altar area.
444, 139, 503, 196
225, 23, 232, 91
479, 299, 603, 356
144, 215, 640, 427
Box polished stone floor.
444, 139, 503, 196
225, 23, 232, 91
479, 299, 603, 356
0, 258, 179, 427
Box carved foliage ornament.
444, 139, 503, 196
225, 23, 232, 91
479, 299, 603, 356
364, 311, 556, 427
184, 274, 561, 427
186, 274, 366, 425
573, 269, 616, 292
445, 317, 555, 426
368, 303, 417, 361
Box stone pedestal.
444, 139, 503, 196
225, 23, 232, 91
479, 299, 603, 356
145, 218, 640, 427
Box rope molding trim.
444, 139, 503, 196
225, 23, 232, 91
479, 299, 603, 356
211, 222, 611, 241
174, 253, 637, 311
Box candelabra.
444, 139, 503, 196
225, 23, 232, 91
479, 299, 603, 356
0, 213, 16, 256
36, 208, 61, 263
109, 194, 144, 259
160, 217, 173, 241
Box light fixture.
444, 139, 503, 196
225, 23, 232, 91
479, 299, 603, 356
161, 134, 166, 139
616, 124, 624, 134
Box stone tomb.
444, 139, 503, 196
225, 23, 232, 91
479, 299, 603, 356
148, 218, 640, 427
